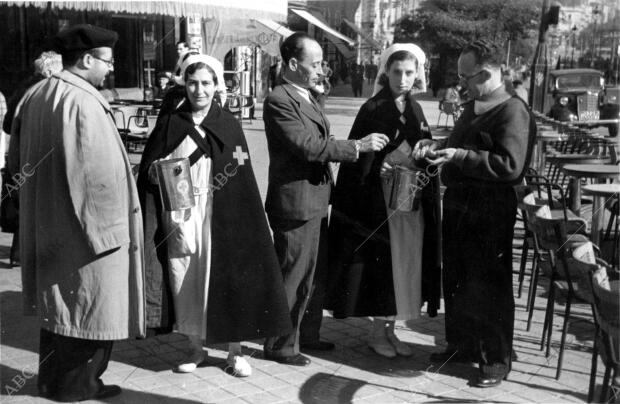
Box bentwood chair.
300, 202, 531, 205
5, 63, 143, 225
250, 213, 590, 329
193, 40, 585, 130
521, 195, 558, 332
573, 243, 614, 403
125, 115, 150, 152
518, 175, 573, 315
436, 101, 460, 128
587, 260, 619, 403
535, 212, 592, 380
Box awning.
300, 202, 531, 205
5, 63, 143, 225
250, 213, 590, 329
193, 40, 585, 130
342, 18, 382, 50
204, 18, 289, 60
3, 0, 287, 20
255, 19, 293, 38
290, 8, 355, 47
331, 41, 356, 61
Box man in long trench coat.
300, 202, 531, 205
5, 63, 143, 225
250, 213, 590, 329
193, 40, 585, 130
7, 24, 145, 402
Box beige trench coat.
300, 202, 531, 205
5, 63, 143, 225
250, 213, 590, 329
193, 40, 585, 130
8, 71, 145, 340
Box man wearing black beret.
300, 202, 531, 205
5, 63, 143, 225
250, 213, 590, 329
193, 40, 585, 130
7, 24, 145, 402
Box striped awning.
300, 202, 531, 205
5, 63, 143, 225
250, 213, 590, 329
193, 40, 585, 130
290, 8, 355, 47
342, 18, 382, 50
3, 0, 287, 20
255, 18, 293, 39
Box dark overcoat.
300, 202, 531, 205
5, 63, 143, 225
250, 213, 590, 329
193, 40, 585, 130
327, 88, 442, 318
138, 100, 292, 343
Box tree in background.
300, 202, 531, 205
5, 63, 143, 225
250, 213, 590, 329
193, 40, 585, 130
395, 0, 540, 92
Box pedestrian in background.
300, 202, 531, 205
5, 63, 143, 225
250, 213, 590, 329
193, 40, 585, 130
8, 24, 145, 401
415, 40, 535, 388
2, 50, 63, 268
3, 51, 62, 134
351, 62, 364, 97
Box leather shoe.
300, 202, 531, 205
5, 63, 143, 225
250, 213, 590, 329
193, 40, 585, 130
300, 341, 335, 351
475, 375, 503, 388
264, 352, 311, 366
430, 349, 475, 363
94, 384, 122, 400
55, 384, 122, 402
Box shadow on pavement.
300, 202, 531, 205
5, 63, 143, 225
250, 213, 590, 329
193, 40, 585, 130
1, 362, 203, 403
298, 372, 512, 404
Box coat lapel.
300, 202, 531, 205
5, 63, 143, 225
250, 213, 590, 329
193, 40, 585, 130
281, 84, 328, 135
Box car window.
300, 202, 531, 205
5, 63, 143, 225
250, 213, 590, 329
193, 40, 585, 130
557, 74, 601, 90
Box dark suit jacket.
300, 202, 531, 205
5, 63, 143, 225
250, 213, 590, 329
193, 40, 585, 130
263, 83, 357, 220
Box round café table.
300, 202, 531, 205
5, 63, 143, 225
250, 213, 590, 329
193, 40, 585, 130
547, 154, 612, 165
562, 164, 620, 215
547, 154, 612, 183
582, 183, 620, 246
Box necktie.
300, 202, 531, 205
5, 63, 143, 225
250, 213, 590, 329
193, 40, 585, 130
309, 95, 327, 130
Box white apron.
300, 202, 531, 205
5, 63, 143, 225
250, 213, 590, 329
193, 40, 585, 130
159, 123, 213, 339
380, 139, 424, 320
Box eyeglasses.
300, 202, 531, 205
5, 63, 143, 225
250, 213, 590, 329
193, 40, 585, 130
458, 70, 484, 82
91, 54, 115, 68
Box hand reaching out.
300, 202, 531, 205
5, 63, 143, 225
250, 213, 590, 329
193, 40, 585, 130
425, 148, 457, 165
358, 133, 390, 152
412, 139, 437, 160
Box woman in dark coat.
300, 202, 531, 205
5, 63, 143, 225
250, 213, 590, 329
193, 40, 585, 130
138, 54, 291, 377
328, 44, 441, 358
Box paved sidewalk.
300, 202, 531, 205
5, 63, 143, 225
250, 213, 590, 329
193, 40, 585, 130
0, 90, 607, 403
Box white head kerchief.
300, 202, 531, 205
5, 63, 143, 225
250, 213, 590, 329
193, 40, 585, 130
373, 43, 427, 96
178, 54, 227, 106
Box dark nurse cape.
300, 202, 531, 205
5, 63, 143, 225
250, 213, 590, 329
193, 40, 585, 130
137, 100, 292, 343
327, 88, 442, 319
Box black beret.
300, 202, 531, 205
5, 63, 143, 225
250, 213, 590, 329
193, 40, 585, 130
53, 24, 118, 55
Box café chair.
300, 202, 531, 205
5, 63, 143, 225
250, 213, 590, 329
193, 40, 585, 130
604, 196, 619, 269
534, 212, 592, 380
521, 195, 561, 332
515, 184, 535, 300
585, 257, 619, 403
524, 172, 570, 217
436, 101, 460, 129
125, 115, 149, 152
111, 108, 126, 133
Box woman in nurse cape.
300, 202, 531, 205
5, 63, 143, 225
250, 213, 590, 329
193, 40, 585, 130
327, 44, 441, 357
138, 54, 291, 377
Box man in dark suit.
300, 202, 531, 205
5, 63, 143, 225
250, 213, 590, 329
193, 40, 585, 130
263, 32, 388, 366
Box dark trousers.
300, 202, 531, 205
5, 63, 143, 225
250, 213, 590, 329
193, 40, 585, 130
442, 187, 516, 377
265, 215, 328, 356
351, 80, 363, 97
38, 329, 113, 401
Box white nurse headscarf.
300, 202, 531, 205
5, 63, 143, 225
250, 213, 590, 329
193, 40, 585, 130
178, 53, 228, 106
373, 43, 427, 96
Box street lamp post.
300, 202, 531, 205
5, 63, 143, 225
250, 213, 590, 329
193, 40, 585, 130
591, 4, 599, 68
530, 0, 560, 113
571, 25, 577, 68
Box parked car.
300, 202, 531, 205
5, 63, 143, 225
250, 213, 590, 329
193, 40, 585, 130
546, 68, 619, 137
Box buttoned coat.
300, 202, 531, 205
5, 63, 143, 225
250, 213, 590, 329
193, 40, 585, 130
8, 71, 145, 340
